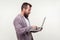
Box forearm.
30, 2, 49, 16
14, 24, 32, 35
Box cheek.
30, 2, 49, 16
26, 10, 29, 13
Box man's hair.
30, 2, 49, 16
21, 2, 32, 10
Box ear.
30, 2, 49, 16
23, 8, 26, 12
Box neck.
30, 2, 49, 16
20, 11, 24, 16
20, 11, 28, 19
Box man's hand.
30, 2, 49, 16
30, 26, 43, 33
32, 26, 43, 31
31, 25, 37, 30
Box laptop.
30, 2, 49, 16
30, 17, 46, 32
40, 17, 46, 27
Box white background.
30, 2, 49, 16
0, 0, 60, 40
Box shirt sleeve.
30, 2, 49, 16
13, 17, 32, 35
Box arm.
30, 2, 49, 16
13, 18, 32, 35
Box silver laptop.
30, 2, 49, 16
30, 17, 46, 32
40, 17, 46, 27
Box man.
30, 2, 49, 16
13, 2, 43, 40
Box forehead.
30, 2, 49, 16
27, 5, 31, 9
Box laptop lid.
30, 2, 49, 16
40, 17, 46, 27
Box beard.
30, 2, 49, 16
24, 13, 29, 19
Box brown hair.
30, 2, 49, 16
21, 2, 32, 10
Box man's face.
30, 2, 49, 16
24, 5, 31, 18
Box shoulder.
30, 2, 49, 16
13, 14, 23, 23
